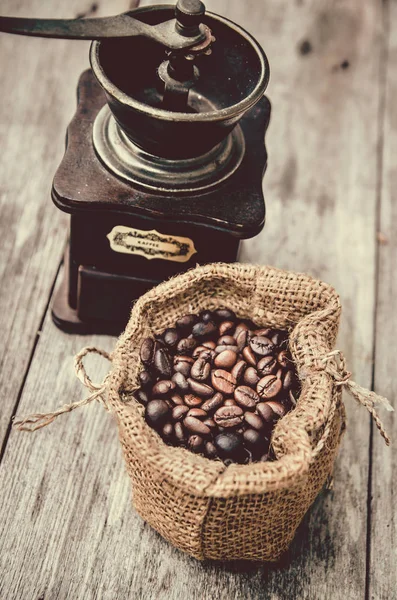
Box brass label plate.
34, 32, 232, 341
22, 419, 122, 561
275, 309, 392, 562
107, 225, 197, 263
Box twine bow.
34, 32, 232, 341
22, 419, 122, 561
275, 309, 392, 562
13, 347, 112, 432
306, 350, 393, 446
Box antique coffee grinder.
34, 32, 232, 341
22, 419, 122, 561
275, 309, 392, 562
0, 1, 270, 334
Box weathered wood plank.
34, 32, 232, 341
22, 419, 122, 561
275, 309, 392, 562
370, 1, 397, 598
0, 0, 132, 448
0, 0, 387, 598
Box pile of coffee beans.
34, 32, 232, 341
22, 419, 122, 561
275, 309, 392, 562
134, 309, 300, 465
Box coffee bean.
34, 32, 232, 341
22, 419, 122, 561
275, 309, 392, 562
134, 389, 149, 405
212, 369, 237, 395
173, 355, 194, 377
177, 337, 197, 354
163, 328, 180, 348
162, 422, 174, 442
145, 399, 170, 430
250, 336, 274, 357
205, 441, 218, 459
272, 330, 288, 348
214, 432, 243, 459
257, 355, 278, 376
188, 434, 204, 452
200, 310, 214, 323
219, 321, 235, 336
242, 346, 257, 366
260, 453, 269, 462
234, 322, 249, 338
201, 392, 224, 412
170, 393, 184, 405
244, 411, 265, 431
188, 379, 214, 398
236, 329, 253, 351
192, 346, 214, 360
255, 328, 272, 337
231, 360, 247, 382
213, 308, 236, 323
203, 418, 216, 429
172, 405, 189, 421
289, 390, 297, 407
202, 340, 217, 350
154, 347, 172, 378
217, 335, 236, 346
243, 428, 268, 453
257, 375, 282, 399
256, 402, 276, 424
234, 385, 259, 409
192, 321, 217, 340
176, 313, 198, 331
184, 416, 211, 436
172, 372, 189, 393
214, 349, 238, 369
184, 394, 203, 407
214, 405, 243, 428
244, 367, 260, 386
140, 337, 155, 366
187, 408, 207, 419
152, 380, 176, 396
224, 398, 237, 406
215, 344, 239, 355
174, 422, 186, 444
283, 369, 295, 391
191, 357, 211, 381
266, 401, 286, 418
139, 370, 153, 389
278, 350, 289, 368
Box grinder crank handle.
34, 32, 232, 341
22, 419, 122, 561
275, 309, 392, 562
0, 0, 209, 52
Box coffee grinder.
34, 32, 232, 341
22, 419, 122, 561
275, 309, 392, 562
0, 1, 270, 334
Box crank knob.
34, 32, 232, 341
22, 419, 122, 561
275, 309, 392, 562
175, 0, 205, 29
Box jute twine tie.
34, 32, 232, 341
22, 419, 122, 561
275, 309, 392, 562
13, 348, 393, 443
13, 347, 112, 432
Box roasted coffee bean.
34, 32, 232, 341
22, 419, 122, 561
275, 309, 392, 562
145, 399, 170, 430
205, 441, 218, 459
173, 355, 194, 377
212, 369, 237, 395
257, 355, 278, 376
191, 357, 211, 381
234, 322, 249, 338
242, 346, 257, 366
152, 380, 176, 396
236, 329, 253, 351
184, 394, 203, 407
214, 405, 243, 428
250, 336, 274, 357
244, 411, 265, 431
193, 346, 213, 359
272, 330, 288, 348
257, 375, 282, 399
170, 393, 184, 405
188, 435, 204, 452
154, 347, 172, 378
163, 328, 180, 348
266, 401, 286, 418
203, 418, 216, 429
243, 428, 268, 453
214, 432, 243, 459
172, 372, 189, 393
214, 349, 238, 369
174, 422, 186, 444
201, 393, 224, 412
244, 367, 260, 386
200, 310, 214, 323
192, 321, 217, 340
289, 390, 297, 407
256, 402, 276, 424
172, 405, 189, 421
234, 385, 259, 409
219, 321, 235, 336
177, 337, 197, 354
162, 422, 174, 443
140, 337, 155, 366
184, 416, 211, 436
231, 360, 247, 382
202, 340, 217, 350
187, 408, 207, 419
134, 389, 149, 405
188, 379, 214, 398
217, 335, 236, 346
213, 308, 236, 323
224, 398, 237, 407
139, 370, 153, 389
283, 369, 296, 391
260, 453, 270, 462
176, 313, 197, 331
255, 328, 272, 337
278, 350, 289, 368
215, 344, 239, 355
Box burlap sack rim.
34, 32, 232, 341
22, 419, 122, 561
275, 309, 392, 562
107, 263, 341, 499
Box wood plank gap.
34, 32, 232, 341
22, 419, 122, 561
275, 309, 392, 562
0, 256, 63, 465
365, 1, 391, 598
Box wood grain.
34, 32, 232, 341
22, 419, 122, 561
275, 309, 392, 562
0, 0, 392, 598
370, 1, 397, 598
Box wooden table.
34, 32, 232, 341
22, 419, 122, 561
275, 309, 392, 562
0, 0, 395, 598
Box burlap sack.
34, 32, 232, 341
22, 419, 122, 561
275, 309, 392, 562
104, 262, 346, 562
